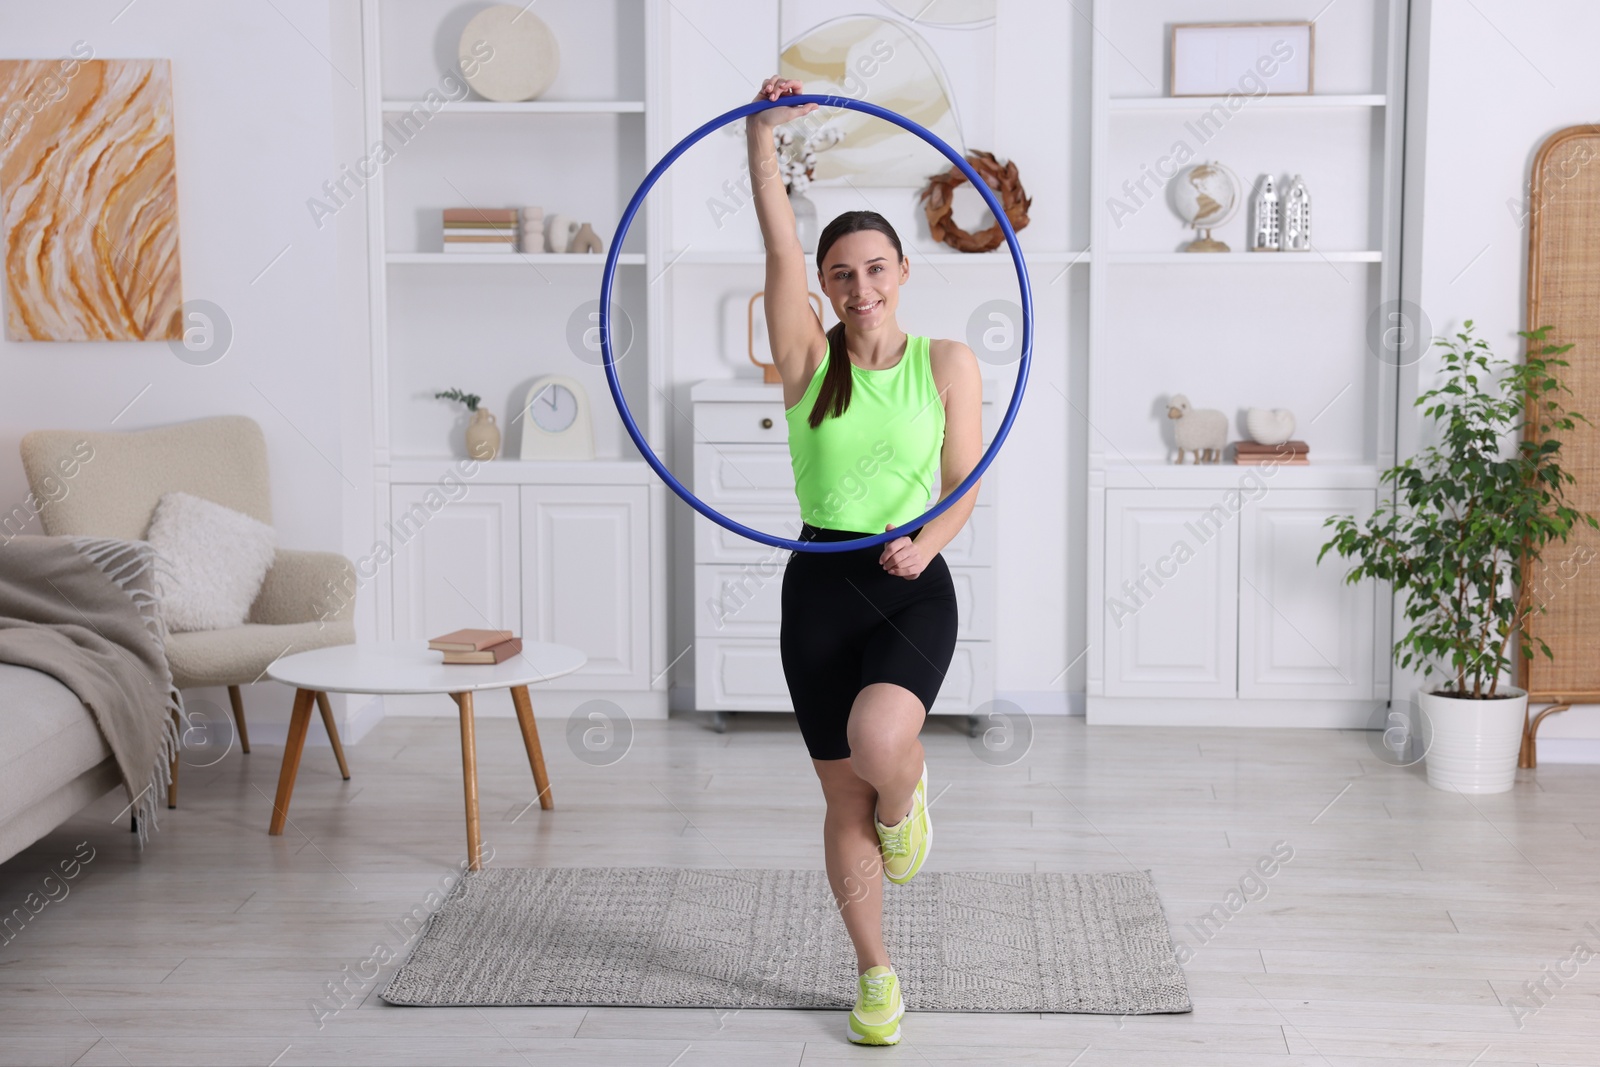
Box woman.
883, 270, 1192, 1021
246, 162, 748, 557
747, 76, 984, 1046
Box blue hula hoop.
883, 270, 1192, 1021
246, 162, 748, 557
599, 93, 1032, 554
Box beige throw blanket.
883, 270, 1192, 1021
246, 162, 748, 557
0, 535, 182, 845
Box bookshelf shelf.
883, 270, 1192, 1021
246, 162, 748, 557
1105, 250, 1382, 264
381, 99, 645, 114
669, 250, 1091, 266
1108, 94, 1385, 111
386, 252, 646, 265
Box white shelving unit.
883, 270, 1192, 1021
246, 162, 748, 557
360, 0, 668, 718
1083, 0, 1408, 727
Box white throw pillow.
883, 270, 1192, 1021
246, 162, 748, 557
146, 491, 277, 633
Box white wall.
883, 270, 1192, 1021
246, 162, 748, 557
0, 0, 378, 741
1398, 0, 1600, 760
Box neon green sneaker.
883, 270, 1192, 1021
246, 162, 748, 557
847, 965, 904, 1045
874, 762, 931, 884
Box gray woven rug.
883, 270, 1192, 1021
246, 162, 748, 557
380, 867, 1191, 1014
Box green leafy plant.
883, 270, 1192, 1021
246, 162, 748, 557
434, 388, 481, 412
1319, 320, 1598, 698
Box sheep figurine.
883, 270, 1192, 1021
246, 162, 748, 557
1167, 394, 1227, 464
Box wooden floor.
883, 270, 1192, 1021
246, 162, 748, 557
2, 709, 1598, 1066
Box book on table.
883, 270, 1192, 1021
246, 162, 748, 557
429, 628, 515, 652
440, 637, 523, 664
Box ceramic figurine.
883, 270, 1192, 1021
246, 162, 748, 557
1167, 394, 1228, 464
568, 222, 604, 254
1250, 175, 1280, 252
519, 207, 544, 253
1245, 408, 1297, 445
1283, 175, 1312, 251
545, 212, 576, 253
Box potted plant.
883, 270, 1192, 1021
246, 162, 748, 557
1319, 320, 1597, 793
435, 388, 499, 460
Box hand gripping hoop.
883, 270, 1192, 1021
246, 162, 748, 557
598, 93, 1033, 553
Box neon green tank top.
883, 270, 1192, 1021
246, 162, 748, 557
784, 334, 945, 532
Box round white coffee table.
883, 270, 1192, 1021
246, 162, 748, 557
265, 640, 586, 869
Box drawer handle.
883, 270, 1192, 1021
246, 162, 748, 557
761, 417, 773, 429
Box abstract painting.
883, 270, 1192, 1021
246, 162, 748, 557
778, 0, 996, 188
0, 58, 182, 341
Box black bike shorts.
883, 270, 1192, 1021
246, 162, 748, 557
779, 523, 959, 761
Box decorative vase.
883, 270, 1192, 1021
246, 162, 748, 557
790, 190, 818, 253
1420, 686, 1528, 794
465, 408, 500, 460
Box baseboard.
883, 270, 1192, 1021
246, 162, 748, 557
995, 689, 1082, 717
1533, 739, 1600, 765
666, 686, 1080, 718
1087, 696, 1373, 728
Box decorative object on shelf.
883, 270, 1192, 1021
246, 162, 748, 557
0, 57, 183, 341
458, 4, 560, 102
1170, 22, 1314, 97
568, 223, 604, 254
442, 207, 517, 254
1234, 440, 1308, 465
749, 291, 824, 384
1250, 175, 1280, 252
1244, 407, 1296, 445
772, 121, 843, 253
545, 213, 576, 253
1319, 320, 1598, 793
790, 191, 819, 253
1166, 394, 1227, 464
518, 376, 595, 460
435, 388, 500, 460
1282, 175, 1312, 251
773, 122, 844, 196
1173, 161, 1240, 252
518, 207, 544, 253
920, 150, 1031, 253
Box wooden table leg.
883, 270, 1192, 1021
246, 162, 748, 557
453, 691, 483, 871
167, 754, 179, 809
509, 685, 553, 811
314, 690, 352, 780
269, 688, 318, 835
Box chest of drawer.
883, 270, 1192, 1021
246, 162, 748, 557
693, 401, 789, 444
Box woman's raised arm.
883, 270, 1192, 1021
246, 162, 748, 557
746, 77, 827, 377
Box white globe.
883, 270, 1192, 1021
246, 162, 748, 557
1174, 162, 1241, 230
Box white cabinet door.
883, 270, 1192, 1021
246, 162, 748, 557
389, 484, 520, 641
1103, 489, 1239, 697
520, 485, 650, 690
1239, 489, 1377, 700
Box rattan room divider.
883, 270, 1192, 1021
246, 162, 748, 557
1518, 124, 1600, 767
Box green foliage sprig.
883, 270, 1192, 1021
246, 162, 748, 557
1319, 321, 1598, 698
434, 388, 481, 412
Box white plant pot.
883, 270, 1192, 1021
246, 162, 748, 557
1420, 686, 1527, 794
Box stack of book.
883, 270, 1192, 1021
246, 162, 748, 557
442, 208, 518, 254
429, 628, 523, 663
1235, 440, 1310, 465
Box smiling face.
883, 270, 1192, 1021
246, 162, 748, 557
817, 229, 908, 333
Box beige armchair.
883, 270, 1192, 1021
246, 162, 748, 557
19, 415, 354, 805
